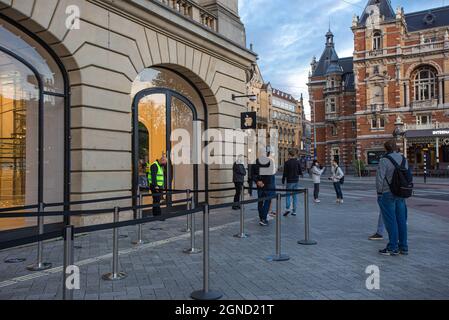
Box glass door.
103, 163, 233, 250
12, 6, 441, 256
133, 88, 198, 214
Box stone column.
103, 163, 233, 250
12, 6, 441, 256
439, 78, 444, 105
405, 82, 410, 108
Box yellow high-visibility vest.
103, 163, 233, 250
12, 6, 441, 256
148, 161, 164, 187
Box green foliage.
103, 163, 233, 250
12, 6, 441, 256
353, 159, 366, 176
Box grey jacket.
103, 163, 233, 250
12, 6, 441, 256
311, 166, 325, 184
376, 152, 409, 194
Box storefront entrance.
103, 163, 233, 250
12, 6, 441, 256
131, 67, 207, 212
0, 18, 69, 232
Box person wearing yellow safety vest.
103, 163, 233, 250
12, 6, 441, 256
148, 155, 167, 216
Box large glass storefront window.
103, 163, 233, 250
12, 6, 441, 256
0, 20, 65, 231
132, 67, 206, 207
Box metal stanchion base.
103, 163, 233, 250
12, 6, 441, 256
298, 240, 318, 246
102, 272, 128, 281
266, 254, 290, 262
132, 240, 149, 246
4, 258, 26, 264
183, 248, 202, 254
27, 262, 52, 271
233, 233, 250, 239
191, 290, 223, 300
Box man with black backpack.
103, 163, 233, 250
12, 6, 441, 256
376, 140, 413, 256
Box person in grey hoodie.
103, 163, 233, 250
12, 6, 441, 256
329, 159, 344, 203
376, 140, 409, 256
232, 155, 246, 210
311, 160, 325, 203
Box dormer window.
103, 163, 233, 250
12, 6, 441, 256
373, 31, 382, 50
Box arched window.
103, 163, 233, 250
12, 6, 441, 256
373, 31, 382, 50
0, 20, 69, 229
131, 67, 207, 206
413, 66, 437, 101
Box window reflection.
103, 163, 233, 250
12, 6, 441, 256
132, 67, 204, 120
0, 24, 64, 93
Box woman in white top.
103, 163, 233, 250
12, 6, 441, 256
329, 159, 345, 204
311, 160, 325, 203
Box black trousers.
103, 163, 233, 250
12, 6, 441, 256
234, 182, 243, 207
150, 186, 162, 216
313, 183, 320, 200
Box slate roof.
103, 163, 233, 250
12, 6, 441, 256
405, 5, 449, 32
339, 57, 355, 91
272, 88, 297, 103
359, 0, 395, 26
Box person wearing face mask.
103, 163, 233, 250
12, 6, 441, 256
329, 159, 345, 204
311, 160, 325, 203
232, 155, 247, 210
253, 147, 276, 226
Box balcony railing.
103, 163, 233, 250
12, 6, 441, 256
324, 86, 340, 95
368, 49, 384, 57
402, 41, 445, 55
405, 122, 449, 131
370, 104, 385, 113
325, 112, 338, 121
410, 99, 438, 110
157, 0, 218, 31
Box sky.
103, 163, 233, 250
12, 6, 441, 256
239, 0, 448, 118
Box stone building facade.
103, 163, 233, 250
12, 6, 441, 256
309, 0, 449, 173
247, 65, 303, 168
308, 31, 357, 170
0, 0, 256, 231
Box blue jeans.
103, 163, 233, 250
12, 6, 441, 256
258, 188, 274, 222
333, 182, 343, 199
377, 192, 408, 252
286, 182, 299, 213
376, 213, 384, 236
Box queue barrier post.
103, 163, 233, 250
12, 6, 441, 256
102, 207, 128, 281
191, 204, 222, 300
234, 185, 249, 238
298, 188, 317, 245
27, 202, 52, 271
180, 190, 192, 233
266, 193, 290, 262
132, 188, 148, 245
62, 225, 75, 300
183, 190, 202, 254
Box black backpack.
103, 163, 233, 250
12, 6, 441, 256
384, 155, 414, 198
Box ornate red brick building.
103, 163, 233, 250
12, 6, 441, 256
309, 0, 449, 174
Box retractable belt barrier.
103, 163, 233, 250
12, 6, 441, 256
0, 185, 312, 301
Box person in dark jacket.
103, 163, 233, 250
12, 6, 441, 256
253, 148, 276, 226
282, 149, 303, 216
232, 155, 247, 210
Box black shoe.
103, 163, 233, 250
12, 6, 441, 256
283, 211, 290, 217
369, 233, 384, 241
259, 220, 268, 226
379, 248, 399, 256
232, 206, 240, 210
399, 250, 409, 256
291, 212, 297, 216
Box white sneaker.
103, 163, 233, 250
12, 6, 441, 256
314, 199, 321, 203
340, 199, 344, 204
336, 199, 340, 203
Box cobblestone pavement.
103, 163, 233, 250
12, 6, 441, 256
0, 183, 449, 300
